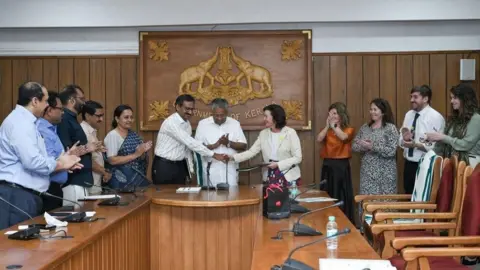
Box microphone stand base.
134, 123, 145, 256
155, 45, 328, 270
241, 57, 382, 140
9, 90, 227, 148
290, 204, 310, 214
216, 183, 229, 191
289, 198, 299, 205
8, 227, 40, 241
281, 259, 314, 270
293, 223, 323, 236
201, 186, 216, 191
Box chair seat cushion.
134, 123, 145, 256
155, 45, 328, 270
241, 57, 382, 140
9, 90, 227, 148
390, 255, 469, 270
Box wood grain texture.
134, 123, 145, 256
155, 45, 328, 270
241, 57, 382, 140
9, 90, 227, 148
150, 202, 258, 270
0, 52, 479, 194
250, 190, 379, 270
151, 185, 260, 207
0, 196, 151, 270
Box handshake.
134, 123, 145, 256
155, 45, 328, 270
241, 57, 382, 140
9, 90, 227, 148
213, 153, 232, 163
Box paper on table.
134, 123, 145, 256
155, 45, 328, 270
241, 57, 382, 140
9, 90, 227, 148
296, 197, 338, 203
319, 258, 396, 269
176, 187, 202, 193
44, 212, 68, 227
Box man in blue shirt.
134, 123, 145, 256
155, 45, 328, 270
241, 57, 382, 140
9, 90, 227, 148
37, 91, 86, 212
0, 82, 83, 230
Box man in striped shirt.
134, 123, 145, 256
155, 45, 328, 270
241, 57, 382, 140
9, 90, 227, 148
152, 94, 226, 185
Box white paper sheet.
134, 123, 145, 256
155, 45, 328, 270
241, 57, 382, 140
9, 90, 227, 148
176, 187, 202, 193
296, 197, 338, 203
319, 258, 395, 269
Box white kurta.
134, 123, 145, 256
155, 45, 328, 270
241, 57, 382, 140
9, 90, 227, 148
194, 117, 247, 186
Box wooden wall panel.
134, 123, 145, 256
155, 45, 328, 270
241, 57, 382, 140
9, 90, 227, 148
0, 51, 479, 194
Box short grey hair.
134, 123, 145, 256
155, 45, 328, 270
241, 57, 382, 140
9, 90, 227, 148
211, 98, 229, 111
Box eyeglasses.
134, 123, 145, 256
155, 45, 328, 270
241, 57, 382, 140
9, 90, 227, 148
94, 114, 104, 118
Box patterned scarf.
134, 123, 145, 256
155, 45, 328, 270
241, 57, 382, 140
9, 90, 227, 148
110, 130, 148, 184
440, 118, 469, 164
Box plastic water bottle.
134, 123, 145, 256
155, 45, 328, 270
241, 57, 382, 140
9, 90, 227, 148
289, 181, 299, 199
326, 216, 338, 250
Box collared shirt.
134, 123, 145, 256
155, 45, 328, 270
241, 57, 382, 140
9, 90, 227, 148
57, 108, 93, 187
399, 105, 445, 162
36, 118, 68, 184
81, 121, 104, 195
154, 113, 214, 161
0, 105, 57, 192
194, 117, 247, 186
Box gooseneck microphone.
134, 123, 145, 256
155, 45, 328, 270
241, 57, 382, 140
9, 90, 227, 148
273, 201, 344, 239
42, 192, 87, 222
289, 183, 318, 214
84, 182, 128, 206
217, 160, 229, 191
42, 192, 82, 208
0, 195, 40, 240
293, 201, 344, 236
201, 162, 217, 191
271, 228, 351, 270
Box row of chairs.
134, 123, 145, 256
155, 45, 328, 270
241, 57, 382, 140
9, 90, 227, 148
355, 154, 480, 270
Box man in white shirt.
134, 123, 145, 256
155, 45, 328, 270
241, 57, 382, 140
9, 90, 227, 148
194, 98, 247, 187
399, 85, 445, 194
153, 94, 226, 185
80, 101, 110, 195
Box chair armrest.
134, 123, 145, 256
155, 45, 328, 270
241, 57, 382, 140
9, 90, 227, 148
355, 194, 411, 203
374, 212, 457, 222
393, 236, 480, 250
370, 222, 457, 235
366, 203, 437, 212
402, 247, 480, 262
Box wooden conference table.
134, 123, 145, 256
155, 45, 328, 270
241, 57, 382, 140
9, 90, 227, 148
0, 185, 378, 270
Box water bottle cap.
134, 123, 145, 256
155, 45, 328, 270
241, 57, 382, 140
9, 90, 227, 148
328, 216, 335, 221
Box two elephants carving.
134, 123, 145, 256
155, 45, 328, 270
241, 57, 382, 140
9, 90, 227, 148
178, 47, 273, 98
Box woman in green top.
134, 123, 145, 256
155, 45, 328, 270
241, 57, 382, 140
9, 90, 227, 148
426, 83, 480, 168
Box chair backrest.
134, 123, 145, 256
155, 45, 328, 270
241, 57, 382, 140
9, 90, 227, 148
435, 158, 455, 212
460, 165, 480, 236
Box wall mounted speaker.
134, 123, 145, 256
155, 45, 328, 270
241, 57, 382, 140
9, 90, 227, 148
460, 59, 476, 81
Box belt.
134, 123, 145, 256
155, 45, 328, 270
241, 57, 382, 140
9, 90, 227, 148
0, 180, 43, 197
155, 156, 186, 164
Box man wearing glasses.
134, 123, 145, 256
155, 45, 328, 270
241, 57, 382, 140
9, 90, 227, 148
153, 94, 225, 185
37, 91, 86, 211
80, 100, 110, 195
58, 85, 104, 205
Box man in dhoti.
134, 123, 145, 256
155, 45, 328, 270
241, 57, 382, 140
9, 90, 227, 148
194, 98, 247, 186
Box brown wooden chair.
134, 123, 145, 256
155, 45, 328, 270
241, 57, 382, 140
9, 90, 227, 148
369, 158, 466, 259
387, 164, 480, 270
355, 155, 444, 254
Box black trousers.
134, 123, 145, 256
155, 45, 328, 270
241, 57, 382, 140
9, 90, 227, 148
152, 156, 189, 185
42, 182, 63, 212
0, 183, 43, 230
321, 158, 355, 224
403, 160, 419, 194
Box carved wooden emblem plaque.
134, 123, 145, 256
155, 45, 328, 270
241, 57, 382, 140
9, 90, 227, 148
138, 30, 312, 131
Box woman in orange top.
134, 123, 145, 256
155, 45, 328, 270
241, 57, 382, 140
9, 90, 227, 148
317, 102, 355, 222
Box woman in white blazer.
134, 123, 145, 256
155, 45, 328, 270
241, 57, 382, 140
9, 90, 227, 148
229, 104, 302, 186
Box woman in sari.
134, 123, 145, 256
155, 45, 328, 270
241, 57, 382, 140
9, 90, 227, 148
426, 83, 480, 168
104, 105, 153, 189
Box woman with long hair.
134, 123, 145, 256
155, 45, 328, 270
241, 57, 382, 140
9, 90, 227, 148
317, 102, 355, 222
427, 83, 480, 168
353, 98, 399, 196
104, 105, 153, 189
229, 104, 302, 187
